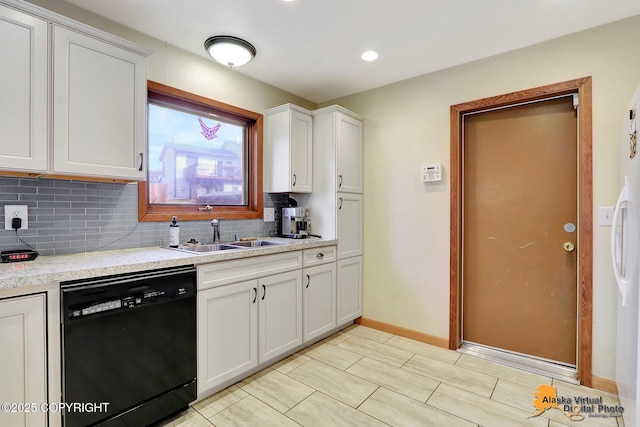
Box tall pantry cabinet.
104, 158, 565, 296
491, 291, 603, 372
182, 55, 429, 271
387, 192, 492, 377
308, 106, 363, 326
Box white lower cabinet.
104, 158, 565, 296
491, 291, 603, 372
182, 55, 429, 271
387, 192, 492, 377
303, 262, 336, 342
197, 255, 303, 398
0, 293, 47, 427
337, 256, 363, 326
258, 270, 303, 362
197, 280, 258, 397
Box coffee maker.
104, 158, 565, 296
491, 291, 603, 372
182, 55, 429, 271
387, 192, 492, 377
281, 207, 309, 238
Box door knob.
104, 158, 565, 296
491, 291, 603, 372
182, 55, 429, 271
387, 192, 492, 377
563, 241, 575, 252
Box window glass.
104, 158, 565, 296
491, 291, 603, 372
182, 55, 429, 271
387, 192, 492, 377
148, 101, 248, 206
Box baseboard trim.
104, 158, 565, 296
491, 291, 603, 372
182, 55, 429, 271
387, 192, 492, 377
355, 317, 449, 348
591, 376, 618, 394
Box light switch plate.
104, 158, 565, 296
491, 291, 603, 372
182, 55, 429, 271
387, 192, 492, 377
599, 206, 614, 226
4, 205, 28, 230
264, 207, 275, 222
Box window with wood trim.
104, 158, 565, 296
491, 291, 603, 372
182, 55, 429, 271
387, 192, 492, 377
139, 81, 263, 222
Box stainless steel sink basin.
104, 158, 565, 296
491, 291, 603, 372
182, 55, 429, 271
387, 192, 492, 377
168, 240, 286, 254
171, 243, 246, 254
228, 240, 286, 248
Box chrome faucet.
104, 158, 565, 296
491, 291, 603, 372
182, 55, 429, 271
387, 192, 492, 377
211, 217, 222, 243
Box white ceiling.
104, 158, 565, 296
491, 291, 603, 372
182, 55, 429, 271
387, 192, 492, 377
60, 0, 640, 103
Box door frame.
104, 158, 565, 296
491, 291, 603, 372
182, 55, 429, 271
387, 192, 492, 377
449, 77, 593, 386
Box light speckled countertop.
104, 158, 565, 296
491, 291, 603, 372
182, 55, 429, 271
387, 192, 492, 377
0, 238, 337, 291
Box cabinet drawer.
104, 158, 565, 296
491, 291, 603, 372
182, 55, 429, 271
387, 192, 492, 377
303, 246, 337, 267
198, 251, 302, 290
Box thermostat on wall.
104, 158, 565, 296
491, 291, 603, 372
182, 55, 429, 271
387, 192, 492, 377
421, 164, 442, 182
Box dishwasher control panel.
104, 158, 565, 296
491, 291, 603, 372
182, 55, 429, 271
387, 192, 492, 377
68, 289, 169, 319
61, 266, 196, 322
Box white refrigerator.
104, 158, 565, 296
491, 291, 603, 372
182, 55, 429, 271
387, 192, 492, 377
612, 84, 640, 427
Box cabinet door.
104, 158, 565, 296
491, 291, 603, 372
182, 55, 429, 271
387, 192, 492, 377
197, 280, 258, 397
0, 5, 48, 173
265, 105, 312, 193
336, 112, 363, 193
303, 263, 336, 343
258, 270, 302, 363
53, 26, 147, 180
0, 294, 47, 427
290, 109, 312, 192
337, 256, 363, 326
337, 193, 363, 258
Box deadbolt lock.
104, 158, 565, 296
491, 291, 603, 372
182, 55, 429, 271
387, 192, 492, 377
563, 241, 575, 252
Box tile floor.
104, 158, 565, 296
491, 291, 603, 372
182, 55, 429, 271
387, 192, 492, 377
159, 325, 623, 427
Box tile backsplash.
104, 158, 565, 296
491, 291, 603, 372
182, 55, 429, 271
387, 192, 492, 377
0, 177, 291, 256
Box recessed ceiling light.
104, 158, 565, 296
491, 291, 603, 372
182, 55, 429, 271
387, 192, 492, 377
361, 50, 379, 61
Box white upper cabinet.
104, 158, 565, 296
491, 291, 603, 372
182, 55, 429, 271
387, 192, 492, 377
265, 104, 313, 193
0, 4, 48, 173
335, 112, 363, 193
312, 105, 363, 194
0, 0, 150, 181
52, 26, 148, 180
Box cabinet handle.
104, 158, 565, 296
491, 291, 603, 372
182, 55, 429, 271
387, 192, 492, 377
339, 198, 343, 210
306, 274, 310, 288
138, 153, 144, 171
292, 174, 297, 186
316, 253, 324, 259
252, 287, 257, 303
338, 174, 343, 187
261, 284, 266, 300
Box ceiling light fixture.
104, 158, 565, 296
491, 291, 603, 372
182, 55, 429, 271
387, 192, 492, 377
361, 50, 379, 61
204, 35, 256, 68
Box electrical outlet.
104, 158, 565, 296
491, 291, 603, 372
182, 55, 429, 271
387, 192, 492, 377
263, 207, 275, 222
599, 206, 614, 226
4, 205, 28, 230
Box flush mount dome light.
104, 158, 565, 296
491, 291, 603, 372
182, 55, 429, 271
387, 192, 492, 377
204, 35, 256, 68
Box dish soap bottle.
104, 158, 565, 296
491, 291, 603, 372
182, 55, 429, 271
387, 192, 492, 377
169, 216, 180, 248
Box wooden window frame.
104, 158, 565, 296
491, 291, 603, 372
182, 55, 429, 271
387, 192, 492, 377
139, 81, 263, 222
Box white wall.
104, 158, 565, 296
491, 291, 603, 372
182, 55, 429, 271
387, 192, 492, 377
325, 15, 640, 380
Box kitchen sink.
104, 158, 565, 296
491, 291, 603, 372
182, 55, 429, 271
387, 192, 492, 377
228, 240, 286, 248
168, 240, 286, 254
170, 243, 246, 254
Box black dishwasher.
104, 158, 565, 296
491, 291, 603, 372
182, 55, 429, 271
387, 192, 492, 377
60, 265, 197, 427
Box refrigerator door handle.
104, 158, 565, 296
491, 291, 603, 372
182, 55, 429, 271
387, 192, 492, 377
611, 176, 631, 306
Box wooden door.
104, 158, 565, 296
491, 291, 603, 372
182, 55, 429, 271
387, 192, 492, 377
462, 96, 578, 365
